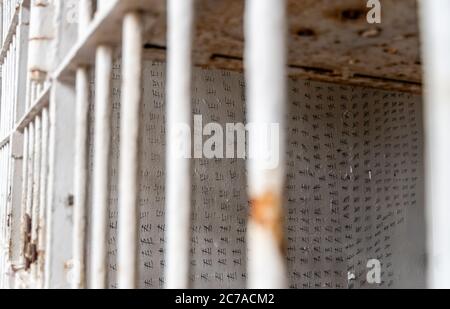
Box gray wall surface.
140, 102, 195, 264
86, 62, 426, 289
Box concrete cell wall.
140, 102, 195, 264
84, 62, 425, 289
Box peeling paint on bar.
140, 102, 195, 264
118, 11, 143, 289
165, 0, 195, 290
244, 0, 288, 289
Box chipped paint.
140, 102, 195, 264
249, 191, 286, 254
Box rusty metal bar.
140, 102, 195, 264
165, 0, 195, 289
244, 0, 288, 289
419, 0, 450, 289
91, 44, 114, 289
118, 11, 143, 289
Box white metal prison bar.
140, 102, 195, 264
72, 0, 94, 289
0, 4, 23, 288
118, 11, 143, 289
165, 0, 195, 289
91, 1, 114, 288
419, 0, 450, 289
0, 144, 9, 288
91, 44, 114, 289
0, 1, 37, 288
30, 115, 41, 281
90, 0, 116, 291
18, 127, 28, 268
73, 66, 90, 289
0, 143, 11, 288
244, 0, 288, 289
24, 121, 34, 269
36, 107, 48, 288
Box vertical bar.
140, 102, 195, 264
72, 0, 93, 290
24, 122, 34, 270
91, 45, 113, 289
118, 12, 143, 289
4, 50, 10, 137
1, 53, 4, 138
30, 116, 41, 279
37, 108, 49, 288
2, 50, 6, 138
0, 1, 3, 44
0, 146, 4, 289
419, 0, 450, 289
11, 36, 16, 131
165, 0, 194, 289
19, 128, 29, 265
0, 146, 4, 288
244, 0, 288, 289
3, 147, 9, 290
73, 67, 90, 289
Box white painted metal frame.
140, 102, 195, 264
165, 0, 195, 289
72, 1, 93, 285
0, 0, 30, 289
73, 1, 94, 288
117, 11, 144, 289
90, 43, 114, 289
244, 0, 288, 289
419, 0, 450, 289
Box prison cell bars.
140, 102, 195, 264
0, 0, 27, 289
46, 0, 289, 289
7, 0, 51, 288
3, 0, 450, 290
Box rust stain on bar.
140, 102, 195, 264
249, 191, 286, 254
